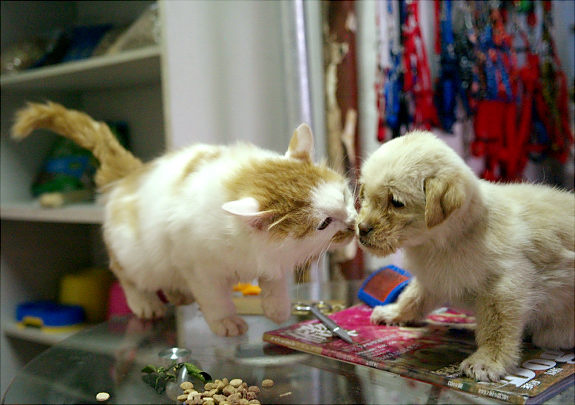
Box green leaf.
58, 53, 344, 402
165, 370, 177, 381
141, 365, 157, 374
142, 372, 168, 394
200, 371, 213, 382
183, 362, 202, 374
183, 363, 212, 382
142, 360, 211, 393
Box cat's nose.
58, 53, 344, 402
345, 219, 356, 231
358, 223, 373, 238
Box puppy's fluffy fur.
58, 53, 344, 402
357, 131, 574, 382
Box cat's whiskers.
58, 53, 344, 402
292, 236, 333, 303
314, 239, 334, 276
267, 212, 289, 231
344, 166, 359, 181
352, 178, 360, 199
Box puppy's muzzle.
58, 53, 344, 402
357, 222, 377, 249
358, 223, 374, 239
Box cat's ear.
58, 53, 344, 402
285, 123, 314, 162
222, 197, 272, 230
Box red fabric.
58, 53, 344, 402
402, 1, 438, 130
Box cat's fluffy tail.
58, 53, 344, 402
11, 102, 143, 189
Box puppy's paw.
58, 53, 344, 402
263, 297, 291, 324
370, 303, 418, 326
460, 350, 508, 382
209, 315, 248, 337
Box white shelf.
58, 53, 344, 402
3, 322, 82, 346
0, 46, 162, 92
1, 202, 104, 224
4, 321, 128, 355
0, 1, 165, 394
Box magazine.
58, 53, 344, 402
263, 304, 574, 404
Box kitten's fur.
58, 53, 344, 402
357, 131, 574, 382
13, 102, 356, 336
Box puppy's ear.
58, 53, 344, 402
424, 176, 465, 228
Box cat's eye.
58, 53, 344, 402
317, 217, 333, 230
358, 184, 365, 200
390, 197, 404, 208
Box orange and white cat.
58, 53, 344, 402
12, 102, 356, 336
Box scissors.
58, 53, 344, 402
292, 302, 357, 345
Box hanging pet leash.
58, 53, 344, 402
513, 1, 572, 172
471, 4, 520, 181
377, 0, 404, 142
539, 1, 573, 163
401, 0, 438, 130
434, 0, 461, 133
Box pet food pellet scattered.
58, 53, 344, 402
213, 394, 226, 403
179, 377, 271, 405
96, 392, 110, 402
181, 381, 195, 390
187, 394, 202, 405
204, 389, 218, 398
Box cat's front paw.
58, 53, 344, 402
126, 293, 167, 319
262, 298, 291, 324
163, 290, 195, 306
208, 315, 248, 337
370, 303, 418, 326
460, 350, 509, 382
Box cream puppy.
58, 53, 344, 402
357, 131, 574, 382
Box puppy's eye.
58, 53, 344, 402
317, 217, 333, 230
390, 198, 404, 208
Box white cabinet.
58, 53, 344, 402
0, 0, 166, 394
1, 0, 165, 216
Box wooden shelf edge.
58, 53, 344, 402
0, 46, 161, 87
1, 202, 104, 224
3, 321, 126, 355
0, 46, 162, 92
3, 322, 84, 346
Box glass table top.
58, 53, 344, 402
2, 281, 573, 404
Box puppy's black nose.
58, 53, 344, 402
358, 223, 373, 238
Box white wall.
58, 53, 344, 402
161, 0, 292, 152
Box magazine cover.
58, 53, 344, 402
263, 304, 574, 404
